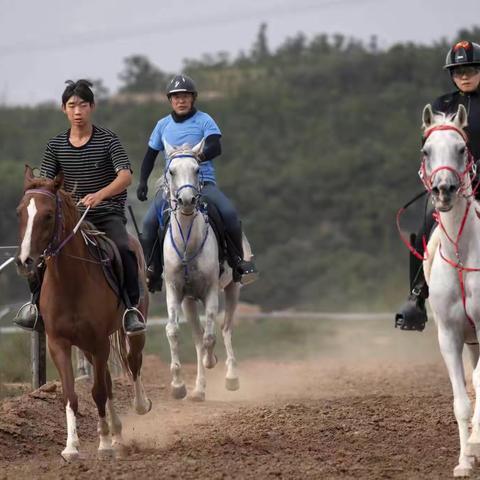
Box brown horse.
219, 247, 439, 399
15, 166, 151, 461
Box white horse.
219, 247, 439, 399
421, 103, 480, 477
161, 141, 248, 401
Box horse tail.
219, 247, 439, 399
109, 329, 133, 380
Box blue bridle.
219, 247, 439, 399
163, 153, 209, 278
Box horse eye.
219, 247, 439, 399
421, 147, 428, 156
459, 146, 466, 155
169, 169, 175, 176
194, 166, 200, 174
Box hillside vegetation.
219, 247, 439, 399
2, 26, 479, 311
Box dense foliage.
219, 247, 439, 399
1, 26, 479, 311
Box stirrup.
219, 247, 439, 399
13, 302, 41, 332
240, 270, 259, 286
122, 307, 146, 337
394, 292, 428, 332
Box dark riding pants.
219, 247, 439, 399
91, 214, 140, 306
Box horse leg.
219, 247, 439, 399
104, 368, 128, 458
438, 326, 474, 477
467, 343, 480, 370
166, 287, 187, 399
183, 297, 206, 401
222, 282, 240, 391
468, 339, 480, 460
202, 287, 218, 369
127, 334, 152, 415
91, 346, 114, 459
48, 340, 80, 461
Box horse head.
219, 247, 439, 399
164, 140, 204, 215
16, 165, 64, 277
421, 103, 471, 212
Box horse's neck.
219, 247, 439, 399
46, 219, 89, 277
438, 197, 480, 259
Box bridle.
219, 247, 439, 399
419, 124, 475, 195
23, 188, 90, 260
163, 153, 209, 277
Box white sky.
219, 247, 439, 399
0, 0, 478, 105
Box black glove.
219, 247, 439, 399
137, 182, 148, 201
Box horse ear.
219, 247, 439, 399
455, 104, 468, 129
163, 141, 175, 158
192, 139, 205, 156
422, 104, 434, 129
23, 164, 35, 191
53, 171, 64, 191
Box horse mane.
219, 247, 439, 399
23, 177, 80, 230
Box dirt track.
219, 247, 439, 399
0, 318, 470, 479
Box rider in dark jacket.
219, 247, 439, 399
395, 40, 480, 331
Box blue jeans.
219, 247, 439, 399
141, 182, 243, 267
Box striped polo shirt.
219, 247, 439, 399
40, 125, 132, 220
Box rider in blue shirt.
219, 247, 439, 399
137, 74, 258, 291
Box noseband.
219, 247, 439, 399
419, 125, 475, 194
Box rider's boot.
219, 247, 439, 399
143, 228, 166, 294
395, 238, 428, 331
225, 222, 259, 286
122, 250, 147, 336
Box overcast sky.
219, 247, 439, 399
0, 0, 478, 106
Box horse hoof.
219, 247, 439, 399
225, 377, 240, 391
203, 354, 218, 369
189, 390, 205, 402
113, 443, 128, 459
454, 465, 472, 477
61, 448, 80, 462
135, 398, 152, 415
171, 384, 187, 399
97, 448, 114, 460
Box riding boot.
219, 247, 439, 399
121, 250, 146, 336
145, 225, 167, 293
395, 234, 428, 332
13, 267, 45, 332
225, 221, 258, 286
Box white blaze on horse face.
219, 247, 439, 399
19, 198, 37, 264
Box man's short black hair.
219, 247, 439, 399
62, 79, 95, 106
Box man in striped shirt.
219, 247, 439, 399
14, 79, 146, 336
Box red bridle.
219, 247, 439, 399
419, 125, 475, 194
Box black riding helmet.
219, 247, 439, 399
166, 74, 197, 99
444, 41, 480, 70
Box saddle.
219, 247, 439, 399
82, 222, 142, 302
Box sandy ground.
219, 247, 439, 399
0, 317, 473, 479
